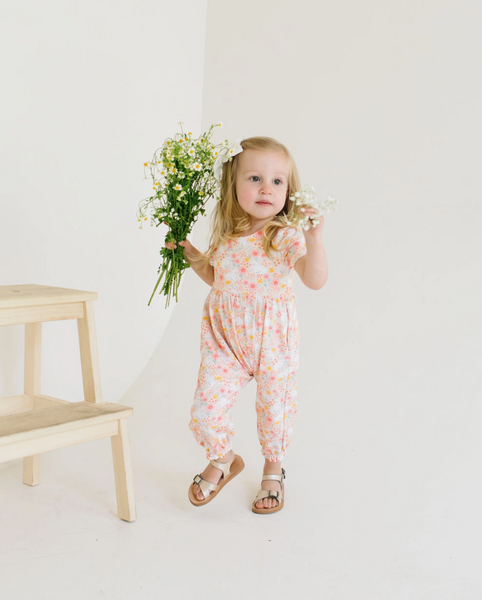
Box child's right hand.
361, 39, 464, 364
165, 230, 213, 285
165, 238, 197, 263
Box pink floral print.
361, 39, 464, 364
189, 226, 307, 462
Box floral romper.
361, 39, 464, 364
188, 226, 307, 462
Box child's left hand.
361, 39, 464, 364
299, 206, 324, 240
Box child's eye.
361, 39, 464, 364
250, 176, 260, 182
274, 179, 283, 185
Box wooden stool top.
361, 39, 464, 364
0, 285, 97, 309
0, 401, 133, 446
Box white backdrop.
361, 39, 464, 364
118, 0, 482, 594
0, 1, 207, 406
1, 1, 482, 596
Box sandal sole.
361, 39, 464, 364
252, 499, 284, 514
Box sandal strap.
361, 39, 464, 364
209, 450, 234, 479
254, 489, 283, 503
193, 474, 218, 500
254, 468, 285, 505
192, 451, 235, 501
261, 468, 285, 484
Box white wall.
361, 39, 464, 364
122, 0, 481, 592
0, 1, 207, 405
2, 0, 481, 593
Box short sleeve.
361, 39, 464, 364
209, 247, 218, 266
284, 227, 307, 269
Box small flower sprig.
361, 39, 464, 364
288, 185, 338, 230
137, 122, 226, 307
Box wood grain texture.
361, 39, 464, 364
77, 301, 103, 403
0, 421, 118, 463
0, 284, 97, 309
0, 395, 33, 417
111, 419, 137, 522
0, 402, 133, 446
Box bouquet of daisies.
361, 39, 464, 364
288, 185, 338, 230
138, 122, 227, 307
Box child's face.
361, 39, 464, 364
235, 149, 290, 229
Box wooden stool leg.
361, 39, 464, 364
23, 455, 40, 486
111, 418, 136, 522
77, 301, 103, 404
23, 322, 42, 486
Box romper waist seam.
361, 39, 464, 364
211, 285, 295, 299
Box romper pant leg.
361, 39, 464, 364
254, 295, 300, 462
254, 355, 299, 462
189, 292, 253, 461
189, 353, 252, 460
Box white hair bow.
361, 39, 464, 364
213, 137, 244, 182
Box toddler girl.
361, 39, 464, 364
165, 136, 328, 513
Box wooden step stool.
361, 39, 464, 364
0, 284, 136, 522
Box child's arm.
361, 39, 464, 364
294, 214, 328, 290
165, 239, 215, 287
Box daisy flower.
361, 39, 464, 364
137, 121, 226, 307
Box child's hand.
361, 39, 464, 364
298, 206, 324, 239
179, 240, 197, 263
165, 237, 197, 263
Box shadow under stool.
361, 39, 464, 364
0, 284, 136, 522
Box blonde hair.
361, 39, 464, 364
192, 136, 301, 272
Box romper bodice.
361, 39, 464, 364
209, 226, 307, 297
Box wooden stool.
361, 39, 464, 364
0, 284, 136, 522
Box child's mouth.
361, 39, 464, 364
256, 202, 271, 206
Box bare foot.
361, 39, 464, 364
255, 460, 283, 510
192, 450, 233, 501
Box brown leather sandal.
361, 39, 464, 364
252, 468, 286, 514
188, 450, 245, 506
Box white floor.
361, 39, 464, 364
1, 273, 481, 599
